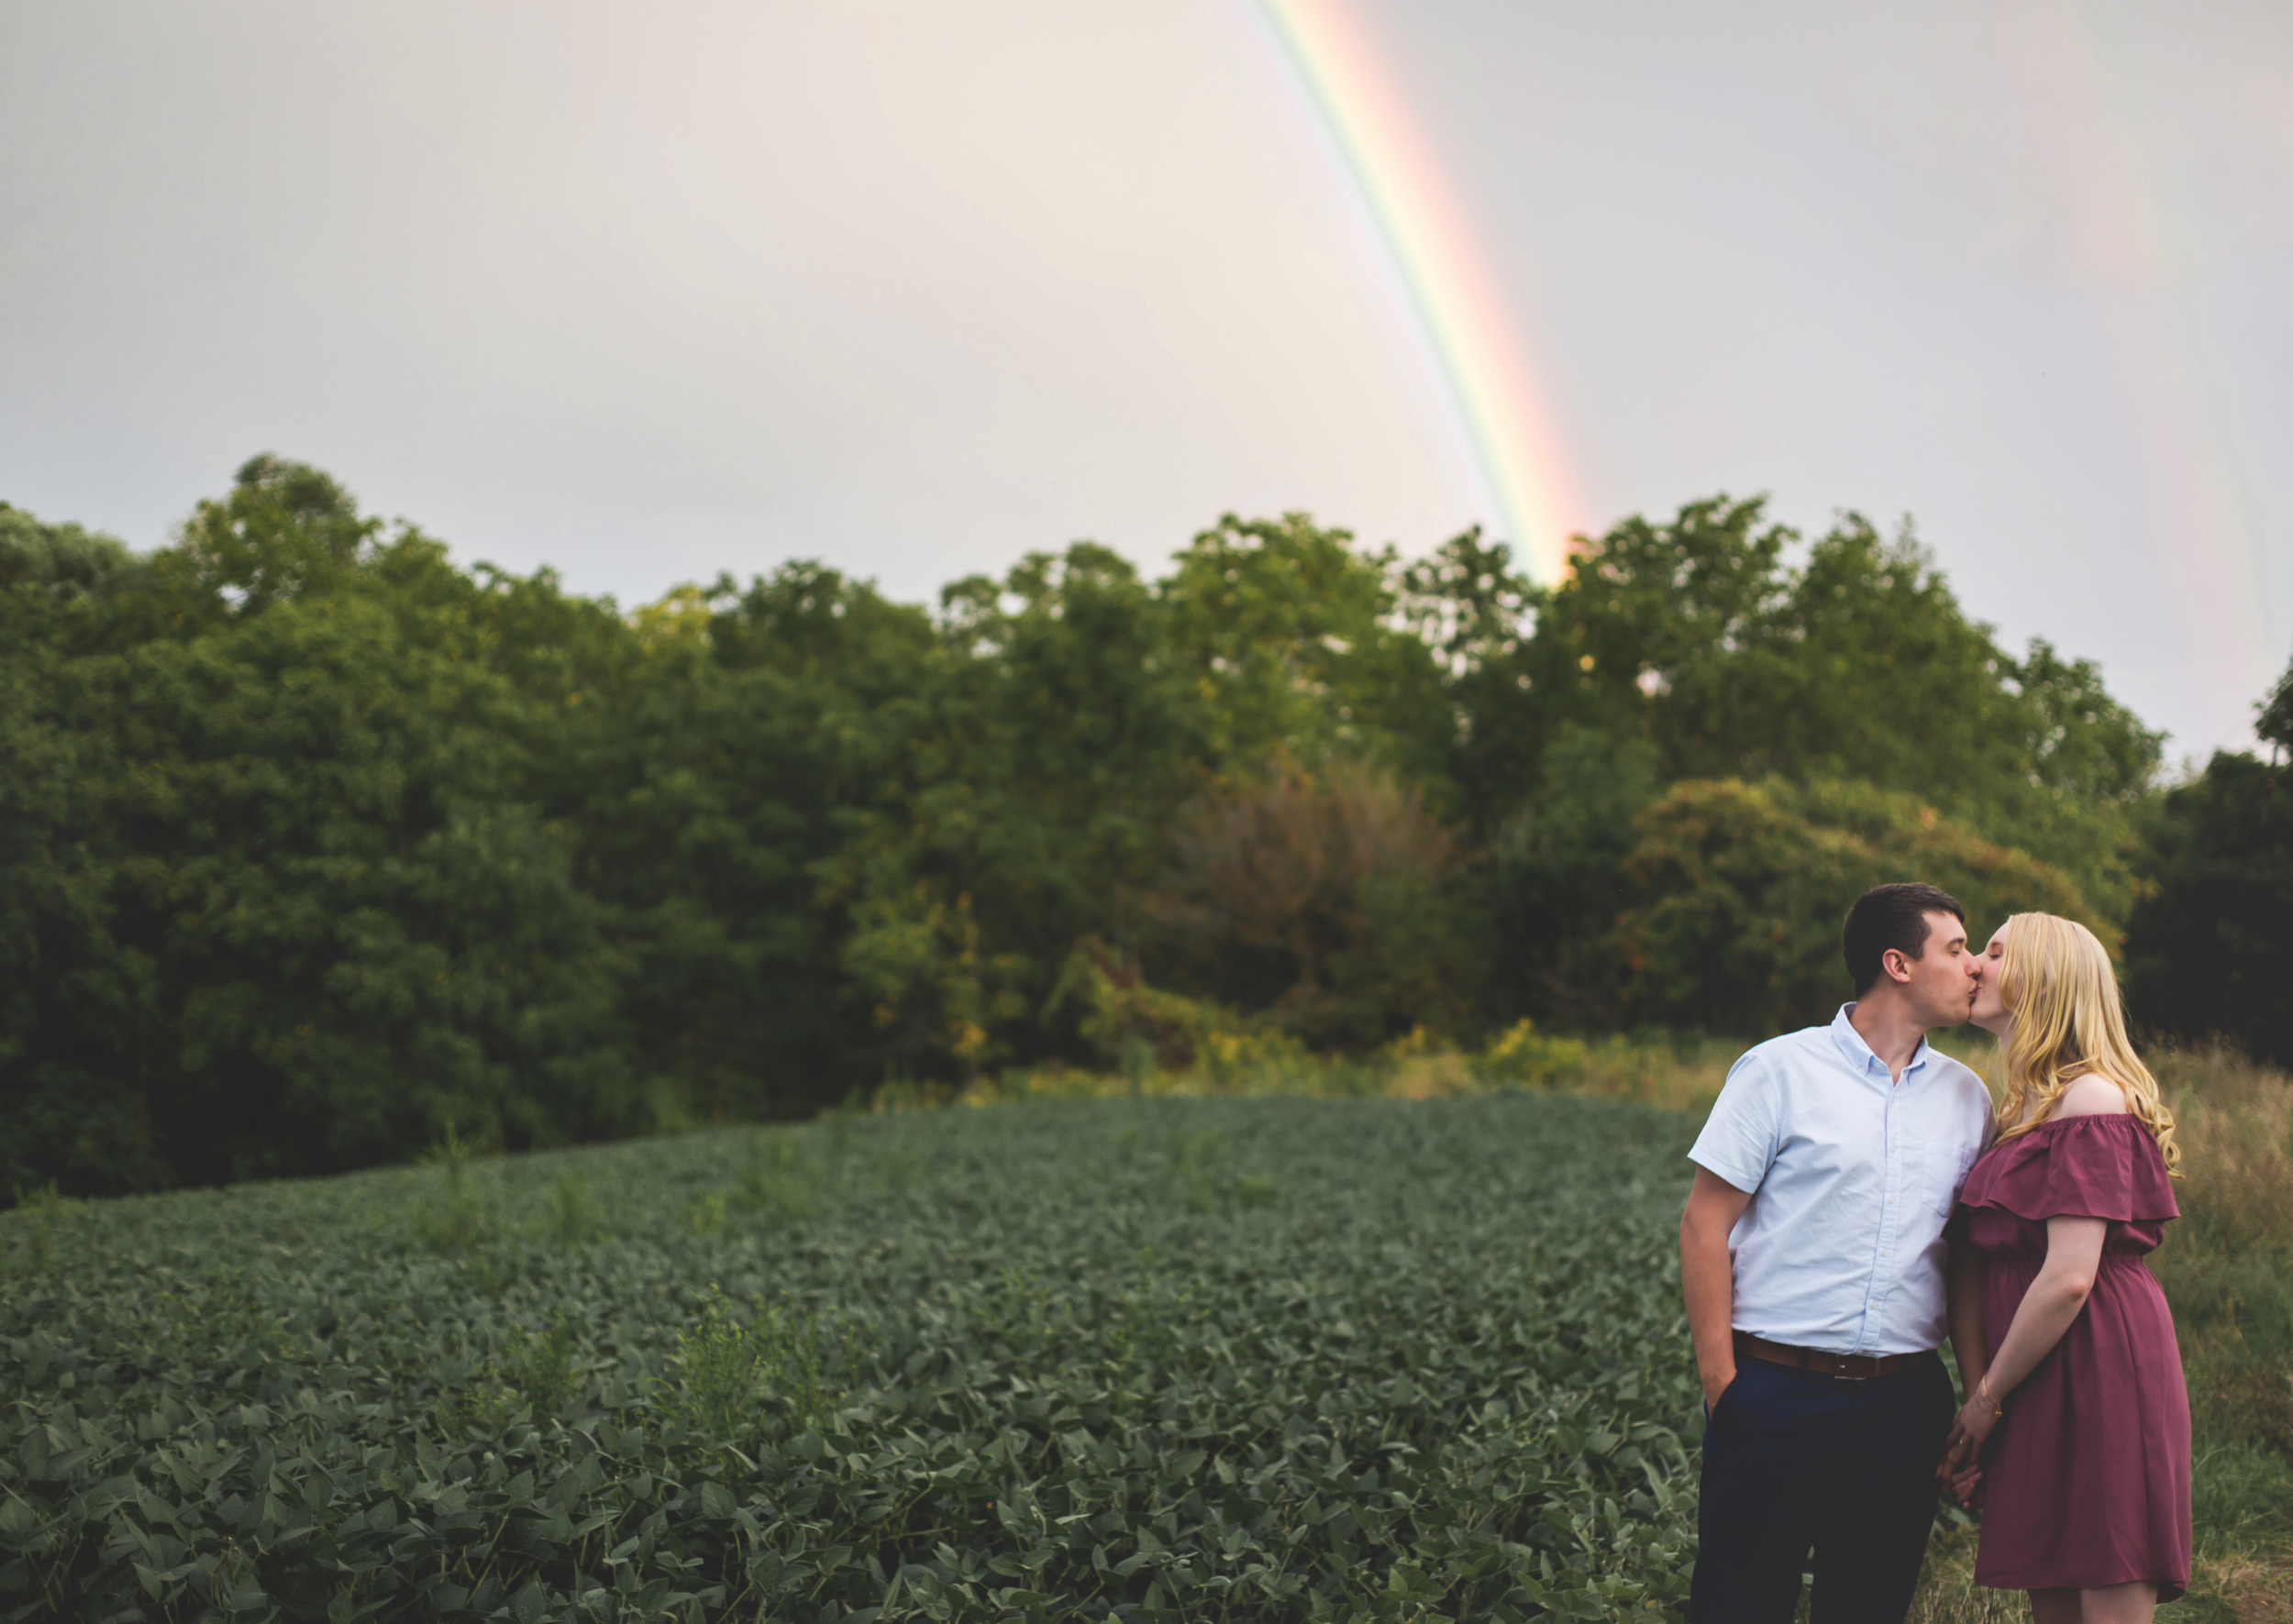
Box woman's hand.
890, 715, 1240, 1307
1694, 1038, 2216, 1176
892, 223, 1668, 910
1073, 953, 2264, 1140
1951, 1385, 2002, 1453
1937, 1379, 2002, 1492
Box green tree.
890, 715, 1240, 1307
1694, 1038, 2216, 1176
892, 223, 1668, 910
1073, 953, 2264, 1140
2, 466, 639, 1192
1508, 499, 2159, 931
0, 506, 168, 1196
1389, 525, 1545, 832
563, 562, 936, 1113
143, 453, 381, 626
1490, 727, 1665, 1026
2261, 660, 2293, 752
2123, 657, 2293, 1065
1160, 514, 1452, 794
822, 545, 1207, 1078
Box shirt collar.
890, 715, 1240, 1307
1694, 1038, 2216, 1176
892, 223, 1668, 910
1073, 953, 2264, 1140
1830, 1002, 1931, 1081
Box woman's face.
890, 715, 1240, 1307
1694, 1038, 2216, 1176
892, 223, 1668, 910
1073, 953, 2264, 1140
1969, 926, 2011, 1035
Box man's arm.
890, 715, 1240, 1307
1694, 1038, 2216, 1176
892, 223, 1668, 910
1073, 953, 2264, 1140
1680, 1167, 1754, 1410
1944, 1229, 1988, 1401
1938, 1228, 1992, 1493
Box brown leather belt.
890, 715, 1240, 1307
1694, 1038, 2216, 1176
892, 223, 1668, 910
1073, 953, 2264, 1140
1734, 1331, 1933, 1382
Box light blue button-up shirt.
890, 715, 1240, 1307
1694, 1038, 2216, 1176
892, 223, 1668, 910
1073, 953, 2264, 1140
1688, 1004, 1994, 1355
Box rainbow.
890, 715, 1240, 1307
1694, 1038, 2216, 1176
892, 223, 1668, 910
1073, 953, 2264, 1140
1240, 0, 1586, 583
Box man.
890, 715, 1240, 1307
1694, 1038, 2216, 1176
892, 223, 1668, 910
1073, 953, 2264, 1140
1679, 882, 1993, 1623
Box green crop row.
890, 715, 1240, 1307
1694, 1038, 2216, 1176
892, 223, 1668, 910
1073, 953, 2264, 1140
2, 1097, 1704, 1622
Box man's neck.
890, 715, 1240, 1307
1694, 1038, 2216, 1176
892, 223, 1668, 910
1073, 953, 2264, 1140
1848, 995, 1928, 1085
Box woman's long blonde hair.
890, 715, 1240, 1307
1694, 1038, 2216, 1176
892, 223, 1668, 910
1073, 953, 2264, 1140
1992, 911, 2179, 1175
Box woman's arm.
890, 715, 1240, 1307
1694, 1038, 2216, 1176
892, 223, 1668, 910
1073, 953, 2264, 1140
1947, 1213, 2107, 1452
1945, 1076, 2130, 1462
1980, 1075, 2131, 1398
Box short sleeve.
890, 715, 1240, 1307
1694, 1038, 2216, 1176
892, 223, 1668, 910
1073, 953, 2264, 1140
1689, 1052, 1779, 1194
1956, 1114, 2177, 1223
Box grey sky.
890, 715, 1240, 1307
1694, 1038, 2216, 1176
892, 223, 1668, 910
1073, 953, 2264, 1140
4, 1, 2287, 758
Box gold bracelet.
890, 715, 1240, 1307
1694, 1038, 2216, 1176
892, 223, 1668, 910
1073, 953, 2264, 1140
1976, 1378, 2003, 1419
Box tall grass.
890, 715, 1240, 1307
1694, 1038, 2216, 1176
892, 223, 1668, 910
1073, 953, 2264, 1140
947, 1020, 1740, 1115
2149, 1046, 2293, 1458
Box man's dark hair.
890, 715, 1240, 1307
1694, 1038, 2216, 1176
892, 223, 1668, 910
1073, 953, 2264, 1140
1843, 883, 1966, 994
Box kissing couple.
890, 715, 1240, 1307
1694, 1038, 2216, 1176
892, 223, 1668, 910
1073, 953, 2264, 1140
1678, 883, 2190, 1623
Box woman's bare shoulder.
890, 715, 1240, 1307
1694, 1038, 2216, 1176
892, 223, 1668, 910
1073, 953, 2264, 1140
2054, 1074, 2132, 1117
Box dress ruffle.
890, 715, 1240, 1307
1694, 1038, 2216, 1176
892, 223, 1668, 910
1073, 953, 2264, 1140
1956, 1112, 2177, 1224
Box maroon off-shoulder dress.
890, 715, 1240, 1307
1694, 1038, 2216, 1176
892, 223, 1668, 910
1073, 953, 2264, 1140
1952, 1113, 2191, 1600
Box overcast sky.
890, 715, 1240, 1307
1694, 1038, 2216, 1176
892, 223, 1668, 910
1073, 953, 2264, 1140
4, 0, 2288, 758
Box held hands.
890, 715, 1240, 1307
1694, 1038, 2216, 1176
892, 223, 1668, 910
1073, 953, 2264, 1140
1937, 1444, 1986, 1510
1935, 1377, 2003, 1509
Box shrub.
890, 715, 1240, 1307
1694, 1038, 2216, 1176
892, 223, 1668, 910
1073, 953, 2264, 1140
1141, 761, 1490, 1049
1610, 778, 2099, 1034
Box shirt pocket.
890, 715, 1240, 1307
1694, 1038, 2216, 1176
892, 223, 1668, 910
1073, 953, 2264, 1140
1914, 1133, 1976, 1218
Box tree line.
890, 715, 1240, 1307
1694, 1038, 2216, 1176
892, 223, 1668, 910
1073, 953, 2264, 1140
3, 457, 2286, 1195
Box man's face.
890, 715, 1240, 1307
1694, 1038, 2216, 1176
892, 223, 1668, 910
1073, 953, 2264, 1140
1888, 910, 1977, 1027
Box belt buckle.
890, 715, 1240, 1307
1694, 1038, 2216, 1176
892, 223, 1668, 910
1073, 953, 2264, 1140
1828, 1354, 1874, 1382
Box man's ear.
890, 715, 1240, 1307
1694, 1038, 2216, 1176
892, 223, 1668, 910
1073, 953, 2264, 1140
1879, 947, 1915, 985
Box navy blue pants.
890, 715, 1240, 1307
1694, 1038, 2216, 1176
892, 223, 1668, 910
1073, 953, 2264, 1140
1690, 1353, 1955, 1624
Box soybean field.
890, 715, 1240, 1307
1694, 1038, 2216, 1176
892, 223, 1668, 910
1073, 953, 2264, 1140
3, 1096, 1709, 1622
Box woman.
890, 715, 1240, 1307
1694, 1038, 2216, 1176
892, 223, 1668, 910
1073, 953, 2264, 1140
1942, 912, 2191, 1620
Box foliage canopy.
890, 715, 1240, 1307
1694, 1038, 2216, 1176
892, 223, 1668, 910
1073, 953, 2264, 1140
0, 464, 2201, 1189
